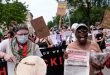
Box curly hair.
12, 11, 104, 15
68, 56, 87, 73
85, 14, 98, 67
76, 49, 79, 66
14, 24, 28, 32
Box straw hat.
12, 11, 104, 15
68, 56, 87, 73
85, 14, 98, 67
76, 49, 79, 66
16, 56, 47, 75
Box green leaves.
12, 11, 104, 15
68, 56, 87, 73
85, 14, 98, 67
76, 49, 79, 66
67, 0, 109, 26
0, 0, 27, 30
48, 0, 110, 27
47, 21, 54, 29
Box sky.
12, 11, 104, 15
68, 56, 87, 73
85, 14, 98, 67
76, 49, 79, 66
19, 0, 58, 24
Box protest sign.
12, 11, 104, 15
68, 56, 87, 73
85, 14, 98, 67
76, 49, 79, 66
49, 34, 58, 45
31, 16, 50, 38
40, 45, 67, 75
56, 1, 67, 16
105, 38, 110, 49
0, 59, 7, 75
91, 30, 98, 42
103, 29, 110, 49
63, 31, 72, 38
64, 49, 90, 75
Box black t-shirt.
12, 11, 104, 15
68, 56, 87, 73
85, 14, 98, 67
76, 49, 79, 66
95, 33, 106, 50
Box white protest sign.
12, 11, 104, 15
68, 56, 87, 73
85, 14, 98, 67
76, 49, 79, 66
62, 31, 72, 41
105, 38, 110, 49
64, 31, 72, 37
91, 30, 98, 42
64, 49, 90, 75
49, 34, 58, 45
104, 29, 110, 49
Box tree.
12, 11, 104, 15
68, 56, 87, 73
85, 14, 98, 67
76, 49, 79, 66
47, 16, 60, 29
47, 21, 54, 29
56, 0, 109, 27
0, 0, 27, 30
67, 0, 109, 27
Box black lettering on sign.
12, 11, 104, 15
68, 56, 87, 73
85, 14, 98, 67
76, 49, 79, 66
0, 67, 6, 75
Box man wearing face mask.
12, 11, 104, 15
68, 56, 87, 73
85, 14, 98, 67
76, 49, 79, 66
0, 24, 42, 75
64, 24, 102, 75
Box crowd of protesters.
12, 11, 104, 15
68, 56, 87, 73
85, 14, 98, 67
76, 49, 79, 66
0, 23, 110, 75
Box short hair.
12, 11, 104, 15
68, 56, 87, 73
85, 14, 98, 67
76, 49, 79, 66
14, 24, 28, 32
8, 30, 14, 38
16, 56, 47, 75
62, 25, 68, 29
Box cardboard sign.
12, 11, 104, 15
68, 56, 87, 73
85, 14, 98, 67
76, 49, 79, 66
31, 16, 50, 38
65, 49, 90, 66
64, 49, 90, 75
101, 10, 110, 29
56, 1, 67, 16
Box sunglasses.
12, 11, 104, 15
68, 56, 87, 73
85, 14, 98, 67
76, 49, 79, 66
77, 29, 88, 33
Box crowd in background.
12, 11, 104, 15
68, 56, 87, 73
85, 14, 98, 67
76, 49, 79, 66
0, 23, 110, 75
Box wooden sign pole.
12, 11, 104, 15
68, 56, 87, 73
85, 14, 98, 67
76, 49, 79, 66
59, 16, 62, 29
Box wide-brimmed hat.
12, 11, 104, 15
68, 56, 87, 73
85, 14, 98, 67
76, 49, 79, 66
16, 56, 47, 75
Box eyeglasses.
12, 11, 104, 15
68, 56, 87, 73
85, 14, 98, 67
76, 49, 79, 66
17, 33, 29, 36
77, 29, 88, 33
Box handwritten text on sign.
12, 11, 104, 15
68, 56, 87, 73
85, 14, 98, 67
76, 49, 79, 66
66, 50, 90, 66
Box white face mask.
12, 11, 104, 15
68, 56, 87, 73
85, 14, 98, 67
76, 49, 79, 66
17, 35, 28, 44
